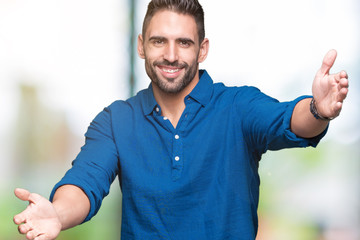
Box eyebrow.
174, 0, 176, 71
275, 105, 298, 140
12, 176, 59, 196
177, 38, 195, 45
148, 36, 166, 42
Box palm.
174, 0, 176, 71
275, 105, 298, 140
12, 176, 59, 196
14, 188, 61, 240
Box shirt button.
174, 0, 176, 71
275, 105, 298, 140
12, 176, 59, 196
163, 117, 168, 120
156, 107, 160, 112
175, 135, 180, 140
175, 156, 180, 161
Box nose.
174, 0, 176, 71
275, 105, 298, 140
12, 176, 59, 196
163, 42, 178, 63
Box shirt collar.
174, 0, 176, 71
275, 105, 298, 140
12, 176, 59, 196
188, 69, 213, 107
142, 69, 214, 115
142, 84, 158, 115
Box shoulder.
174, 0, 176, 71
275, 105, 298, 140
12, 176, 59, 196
213, 82, 260, 95
106, 88, 148, 114
212, 83, 275, 104
107, 100, 132, 113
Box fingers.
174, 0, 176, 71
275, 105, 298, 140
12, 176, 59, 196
16, 219, 48, 240
14, 188, 36, 225
334, 70, 348, 82
338, 87, 348, 101
340, 73, 349, 87
26, 229, 41, 240
18, 223, 32, 234
337, 71, 349, 102
34, 236, 49, 240
28, 230, 55, 240
340, 70, 348, 79
336, 101, 343, 110
18, 224, 40, 240
320, 49, 337, 75
14, 212, 27, 225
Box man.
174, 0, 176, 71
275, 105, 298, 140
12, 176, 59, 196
14, 0, 349, 239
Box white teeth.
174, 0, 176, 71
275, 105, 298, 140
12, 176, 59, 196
162, 68, 179, 73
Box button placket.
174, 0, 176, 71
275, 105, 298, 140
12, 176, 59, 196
171, 131, 183, 181
170, 97, 197, 181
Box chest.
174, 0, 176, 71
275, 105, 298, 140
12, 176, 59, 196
114, 102, 252, 194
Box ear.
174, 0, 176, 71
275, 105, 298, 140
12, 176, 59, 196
137, 34, 145, 59
198, 38, 209, 63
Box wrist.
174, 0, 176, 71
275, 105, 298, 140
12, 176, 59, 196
309, 98, 334, 121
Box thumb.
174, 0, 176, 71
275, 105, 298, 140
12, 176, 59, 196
15, 188, 44, 204
14, 188, 31, 202
320, 49, 337, 75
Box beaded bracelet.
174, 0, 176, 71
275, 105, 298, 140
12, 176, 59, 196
310, 98, 334, 121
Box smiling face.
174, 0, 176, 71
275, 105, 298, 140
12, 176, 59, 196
138, 10, 209, 95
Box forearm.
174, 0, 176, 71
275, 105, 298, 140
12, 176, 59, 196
291, 98, 329, 138
52, 184, 90, 230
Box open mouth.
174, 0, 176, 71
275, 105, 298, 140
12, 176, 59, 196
161, 67, 180, 73
157, 65, 183, 78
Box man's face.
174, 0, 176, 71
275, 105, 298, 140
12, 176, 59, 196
138, 10, 208, 94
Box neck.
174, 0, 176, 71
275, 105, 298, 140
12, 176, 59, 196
152, 73, 199, 128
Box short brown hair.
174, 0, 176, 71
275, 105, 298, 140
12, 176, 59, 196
142, 0, 205, 44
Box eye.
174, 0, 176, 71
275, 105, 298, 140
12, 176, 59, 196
152, 39, 165, 46
179, 40, 190, 47
178, 38, 194, 48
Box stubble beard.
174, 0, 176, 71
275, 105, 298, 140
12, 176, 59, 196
145, 58, 198, 94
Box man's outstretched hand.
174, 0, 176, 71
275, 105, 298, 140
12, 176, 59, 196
14, 188, 62, 240
312, 49, 349, 119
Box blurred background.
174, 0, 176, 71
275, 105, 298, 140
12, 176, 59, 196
0, 0, 359, 239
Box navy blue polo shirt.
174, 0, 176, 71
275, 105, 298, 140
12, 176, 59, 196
50, 70, 325, 239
